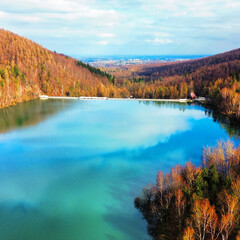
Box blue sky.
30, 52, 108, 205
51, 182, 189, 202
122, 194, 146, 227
0, 0, 239, 56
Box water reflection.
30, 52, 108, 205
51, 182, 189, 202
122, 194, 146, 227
143, 101, 240, 140
204, 108, 240, 139
0, 99, 75, 134
0, 100, 239, 240
142, 100, 188, 112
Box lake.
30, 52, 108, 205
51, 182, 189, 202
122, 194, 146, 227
0, 99, 239, 240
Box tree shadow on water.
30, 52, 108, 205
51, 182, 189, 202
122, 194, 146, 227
103, 183, 151, 240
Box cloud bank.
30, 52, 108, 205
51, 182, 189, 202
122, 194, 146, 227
0, 0, 239, 55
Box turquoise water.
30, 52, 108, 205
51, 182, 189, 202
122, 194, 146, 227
0, 99, 239, 240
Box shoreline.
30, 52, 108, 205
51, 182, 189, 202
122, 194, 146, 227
40, 95, 194, 103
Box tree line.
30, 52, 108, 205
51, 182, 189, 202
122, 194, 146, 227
0, 29, 239, 123
135, 141, 240, 240
75, 60, 116, 84
112, 54, 240, 122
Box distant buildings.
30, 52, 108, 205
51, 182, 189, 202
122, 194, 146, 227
189, 92, 197, 99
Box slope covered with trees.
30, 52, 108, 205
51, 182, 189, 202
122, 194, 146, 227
111, 49, 240, 122
0, 29, 122, 108
135, 141, 240, 240
137, 49, 240, 78
0, 29, 239, 122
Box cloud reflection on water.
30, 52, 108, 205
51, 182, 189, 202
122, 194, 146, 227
0, 100, 238, 240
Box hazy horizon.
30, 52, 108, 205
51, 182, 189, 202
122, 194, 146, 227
73, 54, 210, 65
71, 54, 210, 57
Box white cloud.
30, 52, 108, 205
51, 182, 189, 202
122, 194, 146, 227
96, 40, 109, 45
98, 33, 115, 38
145, 38, 173, 45
0, 0, 240, 54
154, 32, 171, 37
0, 11, 6, 18
0, 11, 41, 22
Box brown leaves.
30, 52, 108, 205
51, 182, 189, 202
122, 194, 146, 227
218, 213, 235, 240
0, 29, 116, 108
136, 142, 240, 240
202, 140, 239, 177
184, 162, 199, 187
232, 177, 240, 199
191, 199, 217, 240
156, 171, 164, 191
183, 227, 195, 240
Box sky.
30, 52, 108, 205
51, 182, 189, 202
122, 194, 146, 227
0, 0, 240, 56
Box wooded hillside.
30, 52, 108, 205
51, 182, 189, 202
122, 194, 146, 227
0, 29, 118, 108
0, 29, 239, 122
138, 49, 240, 79
110, 49, 240, 122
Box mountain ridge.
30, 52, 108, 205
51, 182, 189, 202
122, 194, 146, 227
137, 48, 240, 78
0, 29, 115, 108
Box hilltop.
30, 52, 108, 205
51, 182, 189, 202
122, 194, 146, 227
0, 29, 118, 108
137, 48, 240, 79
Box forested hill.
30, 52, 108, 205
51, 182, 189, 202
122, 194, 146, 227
138, 48, 240, 78
110, 48, 240, 122
0, 29, 116, 108
0, 29, 239, 122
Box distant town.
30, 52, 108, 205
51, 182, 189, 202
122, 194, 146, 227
75, 55, 208, 67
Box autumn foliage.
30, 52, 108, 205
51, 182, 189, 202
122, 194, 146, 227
0, 29, 239, 123
0, 29, 129, 108
135, 141, 240, 240
110, 49, 240, 122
